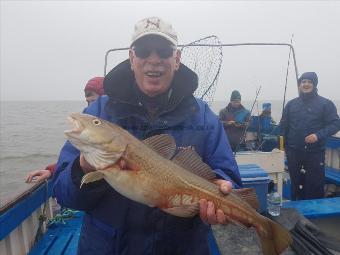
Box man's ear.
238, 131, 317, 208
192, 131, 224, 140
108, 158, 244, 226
129, 49, 134, 70
175, 50, 181, 71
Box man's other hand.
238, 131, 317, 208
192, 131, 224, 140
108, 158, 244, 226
25, 169, 52, 183
305, 134, 318, 144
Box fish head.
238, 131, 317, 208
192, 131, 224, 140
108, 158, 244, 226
64, 113, 127, 169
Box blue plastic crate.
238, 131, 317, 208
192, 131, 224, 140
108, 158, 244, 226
239, 164, 270, 213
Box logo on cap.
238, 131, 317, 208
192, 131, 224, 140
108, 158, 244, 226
145, 18, 161, 29
131, 17, 178, 47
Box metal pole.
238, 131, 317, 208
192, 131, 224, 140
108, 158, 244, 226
104, 42, 299, 81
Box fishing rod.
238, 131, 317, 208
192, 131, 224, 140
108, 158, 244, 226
256, 123, 280, 151
281, 34, 294, 115
256, 100, 262, 149
234, 85, 262, 156
256, 34, 295, 151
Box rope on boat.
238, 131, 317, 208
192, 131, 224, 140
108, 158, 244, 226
32, 180, 79, 243
33, 180, 49, 244
47, 208, 79, 227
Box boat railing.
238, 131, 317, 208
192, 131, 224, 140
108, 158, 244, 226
103, 42, 299, 80
0, 180, 54, 255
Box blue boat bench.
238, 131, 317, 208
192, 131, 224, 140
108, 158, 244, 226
28, 211, 222, 255
325, 166, 340, 186
283, 197, 340, 219
324, 136, 340, 185
28, 211, 84, 255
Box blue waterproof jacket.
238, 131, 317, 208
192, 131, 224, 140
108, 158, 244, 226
53, 60, 241, 255
282, 92, 340, 152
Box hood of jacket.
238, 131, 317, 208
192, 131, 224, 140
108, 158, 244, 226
104, 59, 198, 112
298, 72, 319, 100
298, 72, 318, 87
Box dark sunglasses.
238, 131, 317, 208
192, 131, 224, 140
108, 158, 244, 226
132, 46, 175, 59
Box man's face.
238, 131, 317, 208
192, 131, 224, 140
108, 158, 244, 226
85, 91, 99, 106
129, 36, 181, 97
299, 79, 314, 94
230, 99, 241, 108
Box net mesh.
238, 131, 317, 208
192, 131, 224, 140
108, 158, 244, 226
103, 35, 223, 103
180, 35, 223, 103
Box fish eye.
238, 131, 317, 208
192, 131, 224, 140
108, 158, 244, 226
92, 119, 102, 126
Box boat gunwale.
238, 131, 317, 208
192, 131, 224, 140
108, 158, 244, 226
0, 180, 52, 241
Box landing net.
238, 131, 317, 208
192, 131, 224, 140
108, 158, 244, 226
180, 35, 223, 103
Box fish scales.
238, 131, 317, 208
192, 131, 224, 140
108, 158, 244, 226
65, 113, 292, 255
126, 141, 245, 212
128, 140, 258, 224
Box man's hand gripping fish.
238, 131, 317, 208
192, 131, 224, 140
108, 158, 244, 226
65, 113, 292, 255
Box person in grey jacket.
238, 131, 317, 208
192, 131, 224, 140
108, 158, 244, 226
281, 72, 340, 200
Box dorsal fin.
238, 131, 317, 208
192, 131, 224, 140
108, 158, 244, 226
143, 134, 176, 159
232, 188, 260, 210
172, 149, 216, 180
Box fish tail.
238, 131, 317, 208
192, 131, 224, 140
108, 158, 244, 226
259, 217, 292, 255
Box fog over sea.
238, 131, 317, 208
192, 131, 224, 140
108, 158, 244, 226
1, 100, 339, 206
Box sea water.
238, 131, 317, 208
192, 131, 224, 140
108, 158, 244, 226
1, 100, 339, 207
0, 101, 86, 207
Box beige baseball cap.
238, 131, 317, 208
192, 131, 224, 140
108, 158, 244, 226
131, 17, 178, 47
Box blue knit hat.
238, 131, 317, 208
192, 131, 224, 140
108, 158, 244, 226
262, 103, 271, 111
298, 72, 318, 87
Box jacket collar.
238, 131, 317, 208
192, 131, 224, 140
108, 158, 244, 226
104, 59, 198, 107
103, 59, 199, 120
226, 103, 246, 112
299, 89, 318, 101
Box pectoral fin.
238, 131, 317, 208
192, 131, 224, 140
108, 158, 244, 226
80, 171, 104, 188
162, 202, 200, 218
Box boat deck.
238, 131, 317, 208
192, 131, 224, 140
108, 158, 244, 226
27, 211, 221, 255
28, 211, 83, 255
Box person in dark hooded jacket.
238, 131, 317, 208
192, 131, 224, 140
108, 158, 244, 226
281, 72, 340, 200
53, 17, 241, 255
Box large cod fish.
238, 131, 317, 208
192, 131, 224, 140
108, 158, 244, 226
65, 113, 292, 255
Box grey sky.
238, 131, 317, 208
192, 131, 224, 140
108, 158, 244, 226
1, 1, 340, 102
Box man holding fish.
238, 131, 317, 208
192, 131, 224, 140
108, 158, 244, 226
53, 17, 291, 255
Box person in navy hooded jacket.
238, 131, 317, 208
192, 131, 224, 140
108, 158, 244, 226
53, 17, 241, 255
281, 72, 340, 200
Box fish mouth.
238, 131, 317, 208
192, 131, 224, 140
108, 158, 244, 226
64, 113, 84, 137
